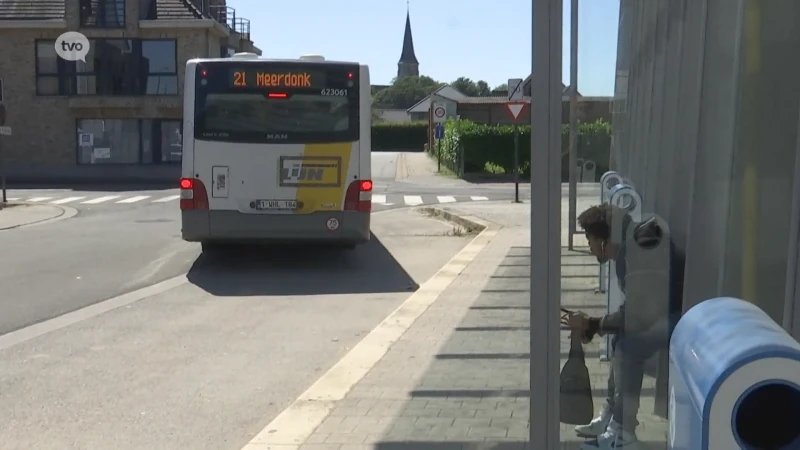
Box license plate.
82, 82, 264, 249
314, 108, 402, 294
255, 200, 298, 210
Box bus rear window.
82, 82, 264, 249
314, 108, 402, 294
201, 93, 350, 134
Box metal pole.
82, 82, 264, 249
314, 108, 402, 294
567, 0, 579, 249
437, 136, 441, 172
0, 137, 5, 205
530, 0, 562, 446
514, 124, 520, 202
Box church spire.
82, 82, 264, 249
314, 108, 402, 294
397, 2, 419, 79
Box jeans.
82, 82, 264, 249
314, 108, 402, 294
606, 319, 671, 433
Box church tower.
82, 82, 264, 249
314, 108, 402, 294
397, 6, 419, 79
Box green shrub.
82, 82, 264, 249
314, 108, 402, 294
371, 121, 428, 151
439, 118, 612, 180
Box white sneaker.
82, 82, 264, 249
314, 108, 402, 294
580, 422, 641, 450
574, 404, 613, 437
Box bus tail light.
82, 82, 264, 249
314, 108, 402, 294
344, 179, 372, 212
179, 177, 209, 210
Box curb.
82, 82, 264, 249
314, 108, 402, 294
0, 202, 78, 231
240, 204, 500, 450
416, 206, 498, 234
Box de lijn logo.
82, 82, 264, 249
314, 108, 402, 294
55, 31, 90, 62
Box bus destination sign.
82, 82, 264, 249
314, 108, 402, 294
229, 68, 325, 89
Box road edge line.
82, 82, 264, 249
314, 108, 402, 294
394, 152, 409, 181
0, 274, 188, 350
240, 210, 500, 449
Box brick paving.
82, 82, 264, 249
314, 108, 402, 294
298, 201, 668, 450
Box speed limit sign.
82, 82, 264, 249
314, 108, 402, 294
433, 103, 446, 123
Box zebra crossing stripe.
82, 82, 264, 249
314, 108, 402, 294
51, 196, 86, 204
404, 195, 423, 206
116, 195, 151, 204
27, 197, 53, 202
153, 195, 180, 203
372, 194, 387, 204
470, 196, 489, 201
437, 196, 456, 203
81, 195, 120, 204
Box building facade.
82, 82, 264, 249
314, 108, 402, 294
0, 0, 260, 183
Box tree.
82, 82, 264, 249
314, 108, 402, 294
373, 75, 444, 109
493, 83, 508, 92
476, 80, 492, 96
450, 77, 494, 96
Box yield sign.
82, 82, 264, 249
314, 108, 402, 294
505, 101, 528, 123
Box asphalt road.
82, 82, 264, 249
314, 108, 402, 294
0, 207, 472, 450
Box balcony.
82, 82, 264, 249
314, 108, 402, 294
209, 5, 250, 41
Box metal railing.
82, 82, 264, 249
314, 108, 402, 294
207, 5, 251, 41
208, 4, 234, 28
234, 17, 250, 41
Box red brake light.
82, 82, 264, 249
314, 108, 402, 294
344, 180, 372, 212
201, 70, 207, 77
179, 177, 209, 211
347, 72, 354, 79
268, 92, 288, 98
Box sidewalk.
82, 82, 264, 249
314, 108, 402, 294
0, 202, 68, 230
289, 200, 668, 450
398, 152, 602, 197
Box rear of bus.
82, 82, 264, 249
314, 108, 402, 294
180, 56, 372, 248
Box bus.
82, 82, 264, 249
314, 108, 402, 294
179, 53, 372, 252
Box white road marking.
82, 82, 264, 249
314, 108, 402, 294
0, 275, 188, 351
51, 196, 86, 204
437, 195, 457, 203
81, 195, 120, 204
27, 197, 53, 202
470, 196, 489, 201
403, 195, 423, 206
372, 194, 387, 204
7, 197, 20, 201
240, 219, 496, 450
116, 195, 151, 204
153, 195, 180, 203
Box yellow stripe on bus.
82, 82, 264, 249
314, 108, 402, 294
293, 142, 354, 214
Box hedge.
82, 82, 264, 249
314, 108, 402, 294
438, 118, 612, 179
371, 121, 428, 151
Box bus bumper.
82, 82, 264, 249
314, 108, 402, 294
181, 210, 370, 245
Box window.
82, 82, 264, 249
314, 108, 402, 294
160, 120, 183, 163
139, 0, 157, 20
77, 39, 138, 95
141, 41, 178, 95
35, 39, 177, 96
77, 119, 140, 164
200, 93, 351, 134
80, 0, 125, 28
77, 119, 181, 165
35, 41, 74, 95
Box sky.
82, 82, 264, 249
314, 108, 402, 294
227, 0, 620, 96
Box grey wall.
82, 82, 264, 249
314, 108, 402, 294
611, 0, 800, 329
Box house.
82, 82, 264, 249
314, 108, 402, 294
0, 0, 261, 183
456, 75, 612, 125
405, 84, 467, 121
